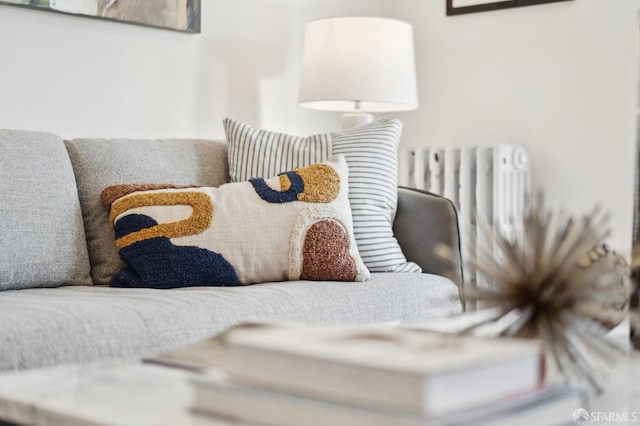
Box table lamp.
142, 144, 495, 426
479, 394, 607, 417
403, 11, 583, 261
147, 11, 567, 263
298, 16, 418, 129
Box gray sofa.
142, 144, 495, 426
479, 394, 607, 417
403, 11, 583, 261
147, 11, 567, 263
0, 129, 463, 372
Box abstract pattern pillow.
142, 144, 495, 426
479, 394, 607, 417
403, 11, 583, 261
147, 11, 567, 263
224, 117, 421, 273
100, 155, 369, 288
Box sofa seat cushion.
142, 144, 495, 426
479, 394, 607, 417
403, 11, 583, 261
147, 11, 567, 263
0, 273, 460, 372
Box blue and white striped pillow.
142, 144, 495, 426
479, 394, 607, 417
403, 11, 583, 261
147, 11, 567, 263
223, 117, 421, 273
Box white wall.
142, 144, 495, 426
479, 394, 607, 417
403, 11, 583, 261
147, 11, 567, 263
0, 5, 200, 139
0, 0, 388, 140
391, 0, 640, 255
193, 0, 392, 137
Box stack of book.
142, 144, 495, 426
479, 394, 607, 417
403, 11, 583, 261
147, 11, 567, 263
187, 322, 583, 426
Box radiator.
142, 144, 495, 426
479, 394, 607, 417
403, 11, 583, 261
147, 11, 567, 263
399, 145, 532, 305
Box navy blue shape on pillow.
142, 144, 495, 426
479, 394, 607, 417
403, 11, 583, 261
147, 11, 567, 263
111, 214, 241, 289
250, 171, 304, 203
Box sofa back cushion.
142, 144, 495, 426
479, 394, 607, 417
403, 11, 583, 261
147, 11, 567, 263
0, 130, 92, 290
64, 138, 229, 285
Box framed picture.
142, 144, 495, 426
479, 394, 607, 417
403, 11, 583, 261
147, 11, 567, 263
0, 0, 201, 33
447, 0, 572, 16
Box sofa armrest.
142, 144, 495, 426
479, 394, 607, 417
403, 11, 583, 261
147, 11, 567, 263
393, 187, 463, 287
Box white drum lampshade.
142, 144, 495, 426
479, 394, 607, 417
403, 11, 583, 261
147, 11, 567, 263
298, 17, 418, 129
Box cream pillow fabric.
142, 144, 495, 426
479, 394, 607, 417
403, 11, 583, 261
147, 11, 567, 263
102, 155, 369, 288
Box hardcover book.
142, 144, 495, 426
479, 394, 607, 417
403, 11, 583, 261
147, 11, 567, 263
221, 322, 545, 416
193, 370, 581, 426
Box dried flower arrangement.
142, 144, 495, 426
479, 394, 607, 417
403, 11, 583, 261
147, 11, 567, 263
629, 246, 640, 348
440, 197, 632, 393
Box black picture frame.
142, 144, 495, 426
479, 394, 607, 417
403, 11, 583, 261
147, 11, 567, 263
446, 0, 572, 16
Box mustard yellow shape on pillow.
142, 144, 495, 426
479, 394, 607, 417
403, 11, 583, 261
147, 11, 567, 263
110, 191, 213, 249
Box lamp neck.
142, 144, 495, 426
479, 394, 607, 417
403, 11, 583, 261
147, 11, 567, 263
341, 108, 374, 130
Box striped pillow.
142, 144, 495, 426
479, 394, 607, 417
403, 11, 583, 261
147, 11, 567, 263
223, 117, 421, 273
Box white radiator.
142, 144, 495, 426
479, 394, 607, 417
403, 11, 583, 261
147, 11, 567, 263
399, 145, 532, 303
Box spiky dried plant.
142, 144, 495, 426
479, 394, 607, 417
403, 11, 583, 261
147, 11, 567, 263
628, 245, 640, 348
446, 197, 632, 393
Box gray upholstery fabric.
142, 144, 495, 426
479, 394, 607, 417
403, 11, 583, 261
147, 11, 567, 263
394, 187, 464, 287
64, 138, 229, 285
0, 273, 461, 371
0, 130, 91, 290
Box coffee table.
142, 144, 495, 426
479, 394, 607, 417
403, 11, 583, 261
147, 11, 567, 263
0, 360, 223, 426
0, 336, 637, 426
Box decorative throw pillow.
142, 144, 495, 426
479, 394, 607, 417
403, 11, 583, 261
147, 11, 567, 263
101, 155, 369, 288
223, 117, 421, 273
